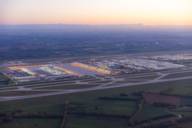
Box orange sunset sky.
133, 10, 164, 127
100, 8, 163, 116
0, 0, 192, 25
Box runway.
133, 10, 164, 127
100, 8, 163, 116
1, 74, 192, 102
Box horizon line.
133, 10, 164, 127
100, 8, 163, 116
0, 23, 192, 27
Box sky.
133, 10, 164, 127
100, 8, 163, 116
0, 0, 192, 25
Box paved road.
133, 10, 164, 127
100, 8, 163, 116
1, 75, 192, 102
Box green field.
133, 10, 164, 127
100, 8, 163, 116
1, 78, 192, 128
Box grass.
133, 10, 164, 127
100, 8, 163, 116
0, 119, 61, 128
70, 100, 137, 116
176, 122, 192, 128
1, 78, 192, 128
131, 104, 171, 123
1, 79, 192, 111
66, 115, 128, 128
163, 71, 192, 79
0, 91, 54, 96
35, 83, 99, 90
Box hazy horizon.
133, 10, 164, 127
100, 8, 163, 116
1, 24, 192, 29
1, 0, 192, 26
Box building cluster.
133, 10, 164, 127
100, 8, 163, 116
1, 62, 111, 83
89, 57, 184, 73
0, 54, 186, 83
147, 53, 192, 61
